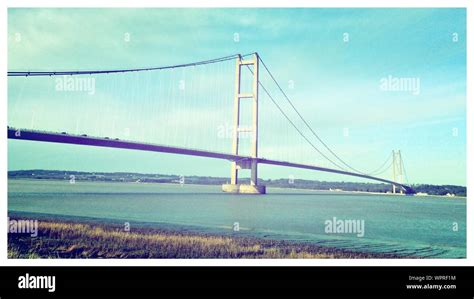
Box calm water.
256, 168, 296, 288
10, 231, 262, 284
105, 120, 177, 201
8, 179, 466, 258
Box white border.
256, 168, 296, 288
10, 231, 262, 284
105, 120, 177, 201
1, 0, 471, 267
2, 0, 471, 8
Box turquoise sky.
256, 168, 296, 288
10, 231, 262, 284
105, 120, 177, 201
8, 8, 466, 186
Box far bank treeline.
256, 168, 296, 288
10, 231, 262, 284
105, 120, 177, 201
8, 170, 466, 197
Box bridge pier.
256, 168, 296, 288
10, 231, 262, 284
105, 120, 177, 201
223, 158, 266, 194
392, 150, 405, 194
222, 183, 266, 194
222, 53, 266, 195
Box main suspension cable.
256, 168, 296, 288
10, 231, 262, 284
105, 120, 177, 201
245, 64, 345, 170
258, 54, 372, 175
8, 53, 254, 77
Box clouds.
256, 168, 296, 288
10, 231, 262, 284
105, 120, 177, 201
7, 8, 466, 185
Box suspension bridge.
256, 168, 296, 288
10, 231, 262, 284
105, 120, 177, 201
7, 52, 413, 194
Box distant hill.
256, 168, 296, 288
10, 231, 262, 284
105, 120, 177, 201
8, 170, 466, 197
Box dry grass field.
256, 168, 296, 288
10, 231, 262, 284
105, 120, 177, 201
8, 218, 408, 259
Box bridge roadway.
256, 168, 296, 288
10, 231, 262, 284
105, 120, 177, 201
7, 127, 414, 194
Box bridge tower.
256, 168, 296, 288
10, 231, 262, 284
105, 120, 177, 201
392, 150, 404, 194
222, 53, 266, 194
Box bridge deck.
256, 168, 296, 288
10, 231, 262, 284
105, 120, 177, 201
7, 127, 414, 193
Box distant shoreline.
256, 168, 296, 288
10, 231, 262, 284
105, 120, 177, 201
8, 177, 467, 199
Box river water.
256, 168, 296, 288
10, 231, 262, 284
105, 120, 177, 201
8, 179, 466, 258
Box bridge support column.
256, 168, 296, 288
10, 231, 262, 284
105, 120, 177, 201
392, 150, 405, 194
222, 53, 266, 194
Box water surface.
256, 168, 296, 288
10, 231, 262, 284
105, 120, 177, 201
8, 179, 466, 258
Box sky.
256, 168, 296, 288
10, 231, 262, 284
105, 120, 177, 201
7, 8, 466, 186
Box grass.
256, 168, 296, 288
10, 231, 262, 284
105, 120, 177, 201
8, 218, 408, 259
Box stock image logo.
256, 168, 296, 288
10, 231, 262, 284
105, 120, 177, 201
18, 273, 56, 293
379, 75, 421, 95
55, 75, 96, 95
324, 217, 365, 238
7, 217, 38, 237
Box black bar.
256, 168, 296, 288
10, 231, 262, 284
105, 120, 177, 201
0, 266, 472, 298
